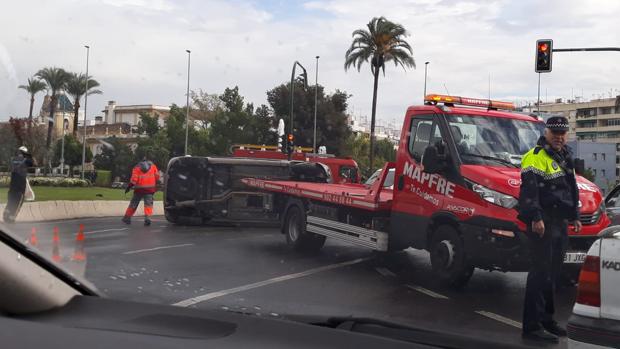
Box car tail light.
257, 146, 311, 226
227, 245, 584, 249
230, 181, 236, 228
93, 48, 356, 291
575, 255, 600, 307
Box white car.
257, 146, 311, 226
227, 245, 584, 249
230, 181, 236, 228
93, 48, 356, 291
568, 226, 620, 348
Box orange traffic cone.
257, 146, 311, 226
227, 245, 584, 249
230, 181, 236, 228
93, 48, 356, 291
52, 227, 61, 263
29, 227, 38, 247
72, 225, 86, 262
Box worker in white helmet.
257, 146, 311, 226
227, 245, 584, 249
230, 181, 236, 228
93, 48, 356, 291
3, 146, 35, 223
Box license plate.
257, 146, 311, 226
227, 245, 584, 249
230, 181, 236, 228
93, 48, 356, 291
564, 252, 586, 264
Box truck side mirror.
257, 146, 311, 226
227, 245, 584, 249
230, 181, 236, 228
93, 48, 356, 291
574, 158, 585, 176
422, 143, 448, 174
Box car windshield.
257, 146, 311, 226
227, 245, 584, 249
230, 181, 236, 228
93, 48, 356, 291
447, 114, 545, 167
0, 1, 616, 347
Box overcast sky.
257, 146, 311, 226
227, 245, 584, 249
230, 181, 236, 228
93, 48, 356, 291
1, 0, 619, 124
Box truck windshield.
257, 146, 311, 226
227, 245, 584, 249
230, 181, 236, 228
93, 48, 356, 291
447, 114, 545, 167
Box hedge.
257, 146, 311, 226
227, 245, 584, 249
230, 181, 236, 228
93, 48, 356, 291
95, 170, 112, 187
0, 176, 90, 187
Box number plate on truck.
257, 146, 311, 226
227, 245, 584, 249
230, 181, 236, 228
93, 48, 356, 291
564, 252, 586, 264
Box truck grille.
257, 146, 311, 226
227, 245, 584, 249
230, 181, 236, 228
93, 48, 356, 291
579, 208, 601, 225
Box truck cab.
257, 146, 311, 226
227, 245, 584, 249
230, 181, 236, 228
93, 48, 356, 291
390, 94, 609, 284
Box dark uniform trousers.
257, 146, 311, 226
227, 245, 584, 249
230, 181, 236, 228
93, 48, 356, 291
522, 214, 568, 332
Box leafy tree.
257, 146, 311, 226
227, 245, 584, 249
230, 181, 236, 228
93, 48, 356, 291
165, 104, 193, 157
6, 117, 47, 166
205, 86, 276, 155
93, 136, 136, 181
190, 89, 223, 131
583, 168, 596, 183
137, 112, 160, 137
65, 73, 102, 135
135, 131, 171, 171
345, 16, 415, 170
344, 133, 396, 178
52, 134, 93, 176
0, 123, 18, 171
36, 67, 71, 149
266, 83, 351, 155
18, 77, 47, 130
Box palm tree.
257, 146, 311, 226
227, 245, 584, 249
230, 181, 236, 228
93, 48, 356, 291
18, 77, 47, 129
36, 67, 70, 149
345, 17, 415, 170
66, 73, 102, 135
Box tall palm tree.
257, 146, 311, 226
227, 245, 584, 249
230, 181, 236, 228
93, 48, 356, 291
18, 77, 47, 129
36, 67, 70, 149
66, 72, 102, 135
345, 17, 415, 170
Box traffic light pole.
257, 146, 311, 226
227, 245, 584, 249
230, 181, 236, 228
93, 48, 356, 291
537, 72, 541, 115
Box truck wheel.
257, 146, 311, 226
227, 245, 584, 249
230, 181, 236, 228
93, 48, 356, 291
284, 206, 325, 253
430, 225, 474, 287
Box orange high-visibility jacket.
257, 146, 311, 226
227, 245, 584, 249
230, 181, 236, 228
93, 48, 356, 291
130, 161, 160, 194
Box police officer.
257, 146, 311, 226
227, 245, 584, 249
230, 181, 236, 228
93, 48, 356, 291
518, 116, 582, 343
3, 146, 35, 223
122, 156, 160, 226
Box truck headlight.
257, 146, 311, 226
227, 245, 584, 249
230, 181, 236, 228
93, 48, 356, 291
469, 182, 518, 209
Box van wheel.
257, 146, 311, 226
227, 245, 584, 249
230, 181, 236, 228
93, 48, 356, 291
165, 210, 179, 224
284, 206, 325, 253
430, 225, 474, 287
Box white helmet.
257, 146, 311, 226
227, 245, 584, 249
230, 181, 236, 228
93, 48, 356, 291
18, 146, 28, 153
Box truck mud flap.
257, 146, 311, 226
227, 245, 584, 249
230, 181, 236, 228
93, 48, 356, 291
306, 215, 388, 251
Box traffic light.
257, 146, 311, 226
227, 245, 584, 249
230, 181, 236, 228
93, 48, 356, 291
286, 134, 294, 154
535, 39, 553, 73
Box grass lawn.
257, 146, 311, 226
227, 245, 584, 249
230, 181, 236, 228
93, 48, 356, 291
0, 187, 163, 202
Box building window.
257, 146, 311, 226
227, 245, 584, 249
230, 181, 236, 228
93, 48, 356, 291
601, 107, 614, 115
617, 168, 619, 177
605, 119, 620, 127
593, 153, 597, 160
593, 169, 597, 177
602, 169, 606, 177
577, 108, 597, 118
603, 153, 606, 161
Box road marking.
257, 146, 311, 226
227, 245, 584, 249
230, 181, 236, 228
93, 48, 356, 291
406, 285, 449, 299
122, 243, 194, 255
375, 267, 396, 277
475, 310, 522, 329
173, 257, 372, 307
84, 228, 128, 235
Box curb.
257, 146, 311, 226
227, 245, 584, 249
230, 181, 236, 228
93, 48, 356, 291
0, 200, 164, 223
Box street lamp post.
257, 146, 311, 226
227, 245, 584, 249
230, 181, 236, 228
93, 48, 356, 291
288, 61, 308, 160
184, 49, 191, 155
81, 45, 90, 180
423, 61, 430, 99
313, 56, 319, 154
60, 93, 66, 176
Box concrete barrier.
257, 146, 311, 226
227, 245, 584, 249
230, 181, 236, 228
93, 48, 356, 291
0, 200, 164, 223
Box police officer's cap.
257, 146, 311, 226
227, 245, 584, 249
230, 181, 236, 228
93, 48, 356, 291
546, 116, 569, 132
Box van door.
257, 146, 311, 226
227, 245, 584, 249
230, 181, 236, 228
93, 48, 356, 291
392, 113, 455, 249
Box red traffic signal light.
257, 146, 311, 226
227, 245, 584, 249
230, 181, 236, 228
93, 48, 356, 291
287, 134, 294, 142
535, 39, 553, 73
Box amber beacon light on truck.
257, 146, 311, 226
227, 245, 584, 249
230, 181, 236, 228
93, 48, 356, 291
424, 94, 515, 111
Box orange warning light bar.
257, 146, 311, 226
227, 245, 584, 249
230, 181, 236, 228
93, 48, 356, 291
424, 94, 515, 110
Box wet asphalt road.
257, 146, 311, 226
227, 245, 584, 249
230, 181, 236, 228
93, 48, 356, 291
5, 216, 578, 348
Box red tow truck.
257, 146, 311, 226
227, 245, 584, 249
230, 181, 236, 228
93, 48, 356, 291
232, 145, 361, 184
242, 94, 610, 286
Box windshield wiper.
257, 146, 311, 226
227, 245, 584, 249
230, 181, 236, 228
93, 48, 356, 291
460, 153, 519, 168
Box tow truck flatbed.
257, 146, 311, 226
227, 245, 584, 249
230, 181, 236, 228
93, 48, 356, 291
241, 162, 395, 212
